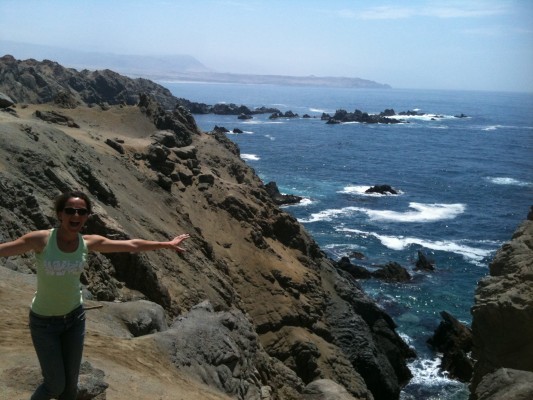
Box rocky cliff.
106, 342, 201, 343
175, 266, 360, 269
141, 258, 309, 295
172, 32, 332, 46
0, 56, 414, 399
470, 207, 533, 399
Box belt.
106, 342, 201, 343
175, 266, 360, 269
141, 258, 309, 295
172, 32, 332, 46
29, 305, 84, 320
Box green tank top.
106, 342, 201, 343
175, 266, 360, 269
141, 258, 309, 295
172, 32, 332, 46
31, 228, 88, 316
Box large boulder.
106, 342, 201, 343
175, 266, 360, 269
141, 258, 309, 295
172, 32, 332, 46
154, 301, 303, 399
0, 92, 15, 108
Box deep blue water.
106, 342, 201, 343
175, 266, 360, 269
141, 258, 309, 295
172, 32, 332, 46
163, 82, 533, 399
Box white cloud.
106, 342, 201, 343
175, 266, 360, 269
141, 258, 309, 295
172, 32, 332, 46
337, 2, 509, 20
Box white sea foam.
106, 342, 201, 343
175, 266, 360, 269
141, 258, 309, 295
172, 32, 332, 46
363, 203, 465, 222
339, 185, 371, 195
264, 134, 276, 141
242, 120, 284, 125
227, 130, 254, 135
388, 113, 455, 121
407, 357, 457, 387
337, 228, 492, 262
299, 203, 465, 224
299, 207, 356, 223
486, 176, 532, 187
241, 154, 260, 161
282, 197, 314, 207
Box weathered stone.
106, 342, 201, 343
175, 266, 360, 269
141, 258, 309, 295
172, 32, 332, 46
474, 368, 533, 400
470, 210, 533, 396
371, 262, 411, 282
104, 138, 125, 154
0, 92, 15, 108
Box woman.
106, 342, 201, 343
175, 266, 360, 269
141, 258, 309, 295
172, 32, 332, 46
0, 190, 190, 400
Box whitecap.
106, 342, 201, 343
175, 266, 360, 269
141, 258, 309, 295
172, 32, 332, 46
281, 197, 314, 207
242, 120, 284, 125
299, 203, 464, 224
338, 186, 371, 195
241, 154, 260, 161
362, 203, 465, 223
485, 177, 532, 187
337, 228, 492, 262
227, 130, 253, 135
397, 115, 454, 122
482, 125, 499, 131
299, 207, 358, 223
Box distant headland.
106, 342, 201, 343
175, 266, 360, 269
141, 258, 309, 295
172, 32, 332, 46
155, 71, 392, 89
0, 40, 391, 89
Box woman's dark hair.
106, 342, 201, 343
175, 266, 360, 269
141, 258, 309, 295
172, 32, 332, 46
54, 191, 92, 214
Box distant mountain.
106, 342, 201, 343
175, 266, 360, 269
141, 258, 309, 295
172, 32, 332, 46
0, 40, 391, 89
0, 40, 211, 75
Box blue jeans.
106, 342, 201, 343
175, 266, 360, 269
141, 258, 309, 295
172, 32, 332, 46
29, 305, 86, 400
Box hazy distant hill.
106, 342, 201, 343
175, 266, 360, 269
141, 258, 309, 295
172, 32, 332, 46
0, 40, 211, 75
0, 40, 390, 89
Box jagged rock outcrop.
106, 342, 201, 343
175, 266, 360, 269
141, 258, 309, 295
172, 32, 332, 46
470, 207, 533, 399
326, 109, 404, 124
0, 57, 415, 400
415, 250, 435, 271
0, 54, 178, 109
427, 311, 473, 382
176, 98, 281, 116
264, 181, 303, 206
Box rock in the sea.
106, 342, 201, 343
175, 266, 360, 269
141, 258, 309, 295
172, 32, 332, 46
415, 250, 435, 271
371, 262, 411, 282
336, 256, 372, 279
265, 181, 302, 206
427, 311, 473, 382
365, 185, 398, 195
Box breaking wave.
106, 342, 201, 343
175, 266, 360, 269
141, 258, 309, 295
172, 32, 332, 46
299, 203, 465, 223
485, 176, 532, 187
337, 228, 493, 262
241, 154, 260, 161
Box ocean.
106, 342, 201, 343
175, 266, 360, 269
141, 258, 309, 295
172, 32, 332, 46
162, 82, 533, 399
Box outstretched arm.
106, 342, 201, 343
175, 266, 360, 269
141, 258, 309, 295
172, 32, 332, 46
84, 233, 190, 254
0, 230, 49, 257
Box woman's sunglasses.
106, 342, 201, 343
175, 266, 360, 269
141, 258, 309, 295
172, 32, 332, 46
63, 207, 89, 216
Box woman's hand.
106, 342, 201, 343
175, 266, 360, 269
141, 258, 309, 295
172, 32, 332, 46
168, 233, 190, 252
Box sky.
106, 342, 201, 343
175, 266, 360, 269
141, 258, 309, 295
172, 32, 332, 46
0, 0, 532, 92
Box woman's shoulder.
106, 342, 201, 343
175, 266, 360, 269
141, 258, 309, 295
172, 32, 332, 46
30, 229, 53, 252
